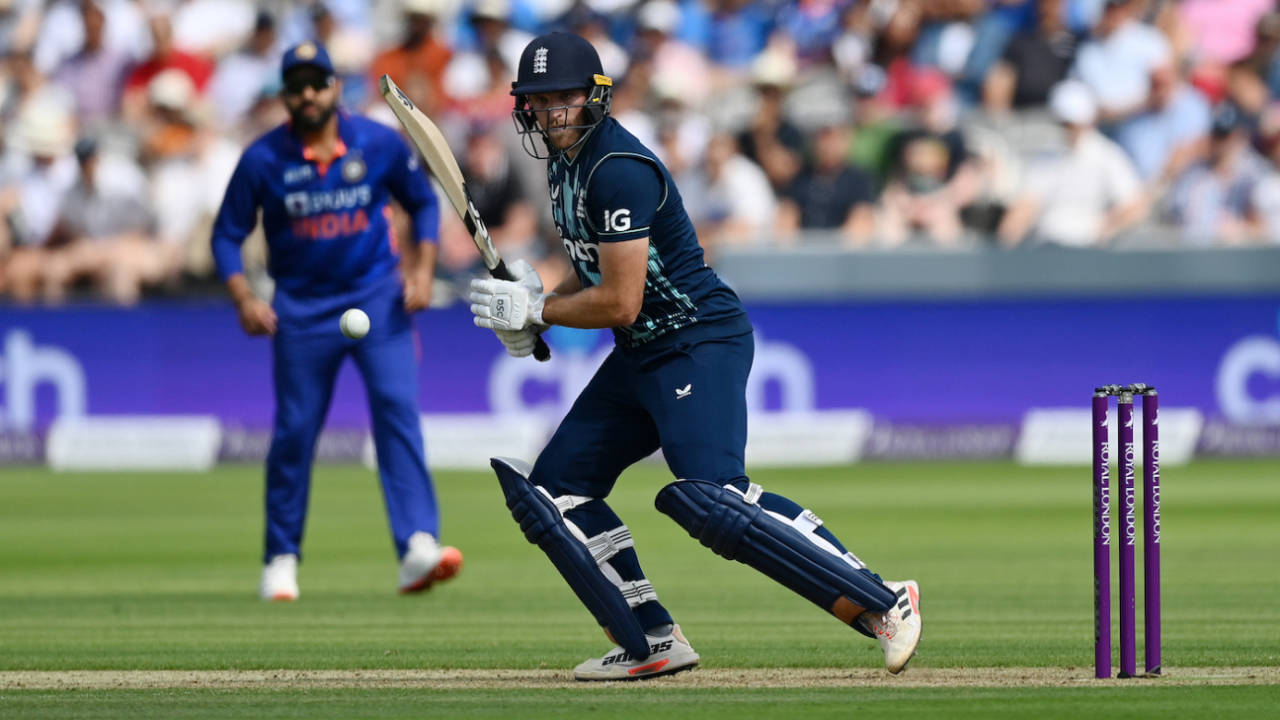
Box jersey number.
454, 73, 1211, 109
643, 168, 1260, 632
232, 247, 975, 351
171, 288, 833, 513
603, 209, 631, 232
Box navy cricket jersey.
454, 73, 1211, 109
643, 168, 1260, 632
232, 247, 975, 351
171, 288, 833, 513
547, 117, 746, 349
211, 113, 439, 310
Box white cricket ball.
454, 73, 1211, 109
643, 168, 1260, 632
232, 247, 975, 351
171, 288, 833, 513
340, 308, 370, 339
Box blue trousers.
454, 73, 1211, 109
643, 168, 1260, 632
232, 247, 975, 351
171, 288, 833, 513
530, 328, 753, 630
264, 281, 437, 563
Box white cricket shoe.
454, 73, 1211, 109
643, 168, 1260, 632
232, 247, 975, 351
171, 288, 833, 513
573, 624, 700, 681
398, 531, 463, 594
259, 554, 299, 602
858, 580, 922, 674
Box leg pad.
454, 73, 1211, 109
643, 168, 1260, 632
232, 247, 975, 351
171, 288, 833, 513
492, 457, 650, 660
655, 479, 896, 624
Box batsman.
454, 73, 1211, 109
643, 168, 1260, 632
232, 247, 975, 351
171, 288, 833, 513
470, 32, 923, 681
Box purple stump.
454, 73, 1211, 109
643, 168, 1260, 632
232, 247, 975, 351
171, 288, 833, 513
1092, 392, 1112, 679
1117, 391, 1137, 678
1143, 389, 1162, 675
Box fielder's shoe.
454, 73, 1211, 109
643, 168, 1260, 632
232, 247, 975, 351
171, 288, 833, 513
858, 580, 921, 674
573, 623, 700, 681
259, 554, 299, 602
398, 531, 463, 594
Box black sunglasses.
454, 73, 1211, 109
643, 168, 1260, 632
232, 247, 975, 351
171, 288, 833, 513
283, 75, 334, 96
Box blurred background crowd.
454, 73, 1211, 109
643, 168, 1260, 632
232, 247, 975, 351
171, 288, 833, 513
4, 0, 1280, 306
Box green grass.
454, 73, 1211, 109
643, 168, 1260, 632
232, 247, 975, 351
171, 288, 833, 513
1, 459, 1278, 717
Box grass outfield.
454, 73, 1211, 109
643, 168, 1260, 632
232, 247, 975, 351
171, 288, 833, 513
1, 460, 1277, 718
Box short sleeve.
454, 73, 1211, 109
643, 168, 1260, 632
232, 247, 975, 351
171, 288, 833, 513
585, 155, 663, 242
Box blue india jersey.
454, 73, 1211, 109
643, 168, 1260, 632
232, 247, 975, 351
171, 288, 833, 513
211, 112, 439, 319
547, 117, 745, 349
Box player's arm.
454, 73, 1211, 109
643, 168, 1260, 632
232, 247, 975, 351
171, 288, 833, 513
211, 151, 276, 335
541, 238, 647, 329
386, 128, 442, 311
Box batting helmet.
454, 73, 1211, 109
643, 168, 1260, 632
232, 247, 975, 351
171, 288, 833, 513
510, 32, 612, 159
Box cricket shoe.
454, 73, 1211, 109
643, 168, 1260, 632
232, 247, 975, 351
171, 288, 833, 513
573, 624, 700, 681
398, 531, 463, 594
260, 554, 299, 602
858, 580, 921, 674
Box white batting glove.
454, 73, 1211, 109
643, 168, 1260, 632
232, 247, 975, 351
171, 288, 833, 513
470, 260, 548, 331
505, 259, 543, 293
493, 327, 539, 357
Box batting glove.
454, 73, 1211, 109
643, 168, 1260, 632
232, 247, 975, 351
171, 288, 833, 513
470, 278, 546, 331
493, 327, 539, 357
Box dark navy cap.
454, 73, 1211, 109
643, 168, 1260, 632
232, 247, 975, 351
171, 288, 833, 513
281, 41, 334, 78
510, 32, 604, 96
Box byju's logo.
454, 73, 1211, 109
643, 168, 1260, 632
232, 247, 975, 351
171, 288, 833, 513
0, 330, 86, 432
1215, 310, 1280, 424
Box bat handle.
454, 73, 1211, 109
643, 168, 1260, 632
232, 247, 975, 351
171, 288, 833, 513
490, 258, 553, 362
532, 336, 551, 362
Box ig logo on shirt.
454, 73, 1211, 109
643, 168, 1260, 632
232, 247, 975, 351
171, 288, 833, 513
602, 209, 631, 232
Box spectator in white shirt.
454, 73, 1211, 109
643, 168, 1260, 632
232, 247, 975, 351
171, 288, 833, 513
998, 79, 1148, 247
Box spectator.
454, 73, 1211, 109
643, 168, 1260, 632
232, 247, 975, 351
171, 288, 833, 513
463, 0, 533, 73
651, 70, 713, 179
1164, 103, 1270, 245
1112, 57, 1211, 185
140, 69, 240, 282
736, 48, 805, 193
2, 100, 78, 301
983, 0, 1080, 113
437, 122, 542, 280
1071, 0, 1172, 128
42, 136, 157, 304
880, 78, 980, 245
690, 131, 777, 252
703, 0, 773, 71
444, 48, 518, 124
563, 2, 629, 79
998, 79, 1147, 246
776, 123, 877, 246
1224, 12, 1280, 118
52, 0, 133, 128
207, 11, 280, 131
121, 9, 216, 126
634, 0, 711, 99
369, 0, 453, 118
1251, 124, 1280, 244
774, 0, 845, 67
32, 0, 149, 77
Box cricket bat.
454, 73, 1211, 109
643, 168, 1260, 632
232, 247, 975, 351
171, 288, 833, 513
379, 74, 550, 362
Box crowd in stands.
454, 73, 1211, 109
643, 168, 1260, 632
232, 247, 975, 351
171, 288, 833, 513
4, 0, 1280, 305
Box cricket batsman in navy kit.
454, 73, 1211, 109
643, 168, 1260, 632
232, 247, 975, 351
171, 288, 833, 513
212, 42, 461, 602
468, 32, 923, 680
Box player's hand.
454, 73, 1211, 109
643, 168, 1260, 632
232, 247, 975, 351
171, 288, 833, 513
403, 268, 433, 312
470, 276, 546, 331
505, 259, 544, 294
235, 296, 277, 336
493, 327, 539, 357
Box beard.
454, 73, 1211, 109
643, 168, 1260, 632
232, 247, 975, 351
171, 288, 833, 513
289, 101, 335, 132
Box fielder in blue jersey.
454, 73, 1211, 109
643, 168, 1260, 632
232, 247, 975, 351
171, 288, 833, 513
470, 33, 922, 680
211, 42, 461, 602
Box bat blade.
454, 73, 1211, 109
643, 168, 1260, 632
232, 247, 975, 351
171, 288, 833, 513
379, 74, 550, 362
